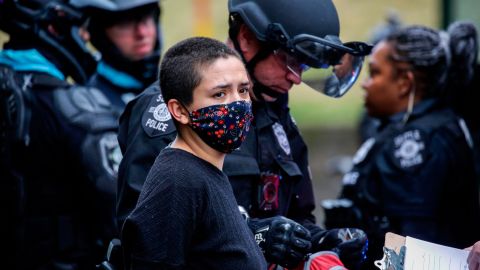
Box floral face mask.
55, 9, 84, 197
188, 100, 253, 153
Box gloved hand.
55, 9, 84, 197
312, 228, 368, 269
248, 216, 312, 268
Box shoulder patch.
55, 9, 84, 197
141, 93, 175, 137
391, 129, 426, 169
99, 132, 123, 177
272, 122, 291, 155
54, 86, 117, 132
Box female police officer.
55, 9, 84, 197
84, 0, 162, 116
328, 22, 480, 265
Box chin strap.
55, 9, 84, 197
229, 24, 281, 101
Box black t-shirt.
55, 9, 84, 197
122, 148, 266, 270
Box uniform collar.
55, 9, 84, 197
388, 98, 438, 124
97, 61, 143, 90
253, 99, 282, 129
0, 49, 65, 80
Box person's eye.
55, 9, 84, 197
239, 87, 250, 95
369, 68, 379, 77
141, 15, 154, 25
213, 92, 226, 98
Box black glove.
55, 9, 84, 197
249, 216, 312, 268
312, 228, 368, 269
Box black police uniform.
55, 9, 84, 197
329, 99, 480, 263
2, 64, 121, 270
116, 83, 321, 235
224, 94, 321, 234
116, 82, 176, 225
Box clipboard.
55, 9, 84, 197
378, 232, 470, 270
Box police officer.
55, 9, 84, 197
0, 0, 121, 269
325, 23, 480, 267
117, 0, 371, 268
83, 0, 162, 116
443, 22, 480, 180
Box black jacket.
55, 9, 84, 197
2, 67, 121, 270
336, 99, 480, 263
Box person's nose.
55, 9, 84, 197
134, 21, 151, 37
229, 89, 249, 103
361, 77, 369, 90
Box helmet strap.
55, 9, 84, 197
229, 27, 281, 101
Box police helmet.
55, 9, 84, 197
75, 0, 161, 90
0, 0, 98, 84
229, 0, 372, 97
71, 0, 158, 11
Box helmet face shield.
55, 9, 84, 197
301, 53, 365, 98
287, 35, 372, 98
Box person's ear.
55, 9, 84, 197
167, 99, 190, 125
236, 24, 261, 61
397, 70, 415, 98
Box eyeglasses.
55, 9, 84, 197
107, 14, 156, 35
273, 49, 310, 79
265, 23, 373, 97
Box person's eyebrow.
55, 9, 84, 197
210, 83, 231, 91
239, 81, 251, 88
210, 80, 250, 91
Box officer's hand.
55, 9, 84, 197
312, 228, 368, 269
249, 216, 312, 268
467, 241, 480, 270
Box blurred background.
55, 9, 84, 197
1, 0, 479, 224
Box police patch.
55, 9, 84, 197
272, 122, 291, 155
99, 132, 122, 177
141, 93, 175, 137
392, 129, 425, 169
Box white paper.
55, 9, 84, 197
404, 236, 469, 270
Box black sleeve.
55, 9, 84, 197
53, 86, 122, 245
122, 167, 203, 269
117, 82, 177, 226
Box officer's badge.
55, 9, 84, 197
272, 122, 291, 155
99, 132, 122, 177
142, 93, 175, 137
352, 137, 375, 165
392, 129, 425, 169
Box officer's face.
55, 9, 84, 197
236, 25, 302, 101
105, 14, 157, 61
361, 41, 409, 118
189, 56, 251, 111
